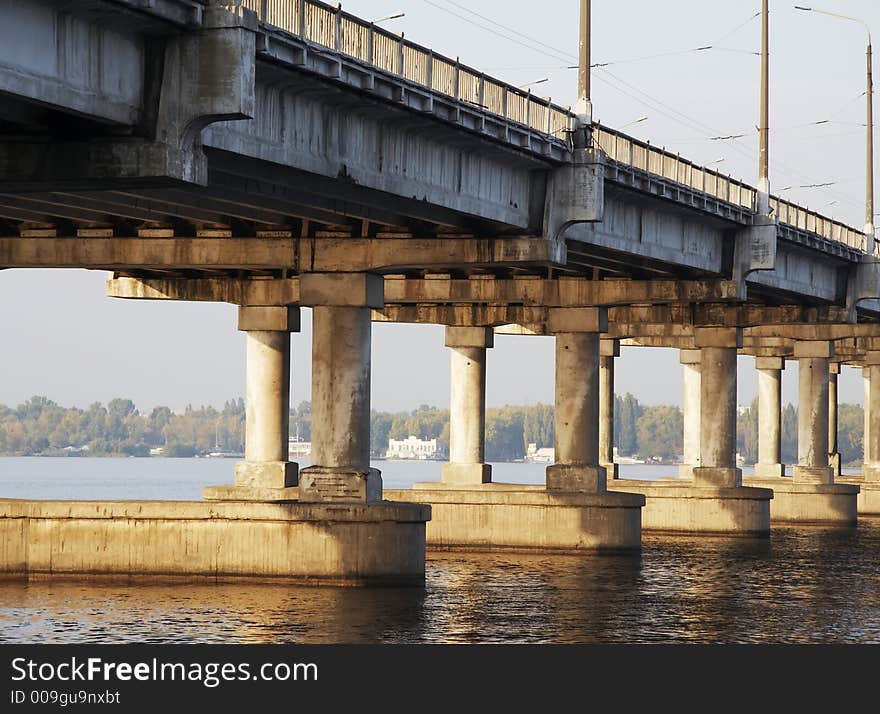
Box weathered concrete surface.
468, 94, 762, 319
442, 326, 492, 485
599, 339, 619, 479
0, 0, 145, 125
863, 360, 880, 482
835, 477, 880, 515
0, 499, 429, 585
386, 486, 643, 551
243, 330, 290, 465
202, 485, 300, 502
755, 356, 785, 478
829, 364, 841, 478
743, 477, 858, 524
547, 322, 606, 492
679, 349, 701, 478
606, 480, 772, 536
793, 343, 834, 484
300, 304, 379, 502
692, 331, 741, 487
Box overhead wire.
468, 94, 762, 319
420, 0, 867, 216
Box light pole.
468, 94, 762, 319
758, 0, 770, 215
575, 0, 591, 148
372, 11, 405, 25
517, 78, 549, 90
620, 115, 648, 130
795, 5, 874, 252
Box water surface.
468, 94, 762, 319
0, 458, 874, 643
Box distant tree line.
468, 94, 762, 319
0, 396, 248, 457
736, 398, 864, 466
0, 395, 867, 465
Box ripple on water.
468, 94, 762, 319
2, 522, 880, 643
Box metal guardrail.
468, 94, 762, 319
240, 0, 867, 254
240, 0, 572, 138
593, 125, 867, 253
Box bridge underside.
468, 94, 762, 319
3, 0, 880, 578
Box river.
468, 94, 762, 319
0, 457, 876, 643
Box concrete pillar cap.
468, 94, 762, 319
547, 307, 607, 334
793, 341, 834, 359
238, 305, 301, 332
445, 326, 494, 349
300, 273, 384, 308
755, 356, 785, 371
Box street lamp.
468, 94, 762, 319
620, 115, 648, 130
372, 11, 405, 24
795, 5, 874, 251
517, 78, 549, 89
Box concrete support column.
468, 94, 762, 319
829, 363, 841, 478
679, 349, 701, 479
299, 273, 384, 502
546, 308, 607, 492
754, 356, 785, 478
865, 367, 872, 468
792, 341, 834, 484
441, 327, 493, 485
863, 354, 880, 481
233, 306, 299, 490
599, 338, 619, 480
693, 328, 742, 487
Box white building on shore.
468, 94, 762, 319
288, 439, 311, 457
386, 436, 439, 460
526, 443, 555, 463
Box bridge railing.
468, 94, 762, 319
593, 124, 867, 252
241, 0, 573, 138
241, 0, 867, 254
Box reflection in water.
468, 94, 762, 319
3, 522, 880, 643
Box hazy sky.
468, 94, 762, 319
1, 1, 875, 412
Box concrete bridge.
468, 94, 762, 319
2, 0, 880, 582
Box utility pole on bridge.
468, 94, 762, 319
575, 0, 592, 149
757, 0, 770, 215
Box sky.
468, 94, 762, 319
0, 0, 876, 412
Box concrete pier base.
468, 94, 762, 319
753, 463, 785, 478
441, 462, 492, 485
836, 477, 880, 516
386, 484, 644, 551
743, 477, 859, 524
606, 480, 772, 536
0, 499, 430, 585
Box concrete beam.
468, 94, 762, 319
108, 276, 300, 305
1, 237, 296, 270
746, 324, 880, 340
607, 304, 849, 328
2, 236, 564, 272
297, 237, 566, 272
381, 277, 740, 307
375, 305, 548, 327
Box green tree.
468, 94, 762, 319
838, 403, 864, 465
737, 398, 759, 465
485, 407, 525, 461
636, 405, 683, 462
781, 403, 798, 465
617, 393, 642, 456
